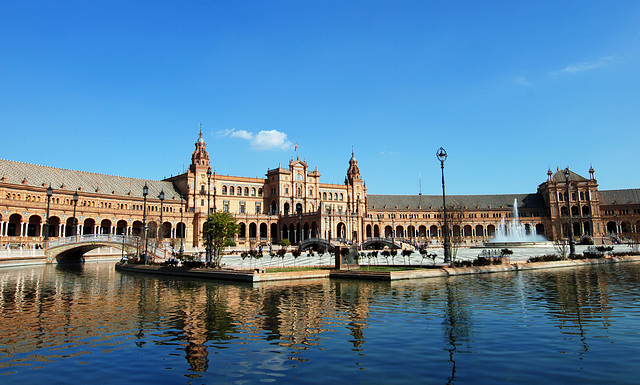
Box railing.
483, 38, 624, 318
0, 248, 46, 259
46, 234, 133, 248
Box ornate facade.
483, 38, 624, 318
1, 130, 639, 250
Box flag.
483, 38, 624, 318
295, 143, 297, 152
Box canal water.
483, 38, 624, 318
0, 262, 639, 384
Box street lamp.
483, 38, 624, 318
44, 184, 53, 242
206, 167, 212, 264
179, 194, 185, 256
72, 190, 79, 237
142, 183, 149, 264
437, 147, 452, 266
564, 168, 576, 257
159, 190, 165, 240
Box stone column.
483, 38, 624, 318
59, 223, 64, 237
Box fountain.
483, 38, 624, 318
484, 198, 548, 247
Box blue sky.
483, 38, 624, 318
2, 1, 639, 195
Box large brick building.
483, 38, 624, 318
1, 130, 639, 250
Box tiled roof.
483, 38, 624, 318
550, 168, 589, 182
0, 159, 183, 201
599, 189, 640, 205
367, 193, 547, 211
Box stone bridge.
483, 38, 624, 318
45, 234, 166, 263
361, 237, 415, 250
298, 237, 353, 251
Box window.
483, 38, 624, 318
244, 187, 249, 196
223, 201, 229, 213
328, 193, 332, 201
339, 193, 343, 201
255, 202, 261, 214
230, 186, 235, 195
251, 187, 256, 196
237, 186, 242, 196
222, 186, 227, 195
258, 188, 263, 197
239, 201, 246, 214
323, 192, 327, 200
309, 188, 313, 197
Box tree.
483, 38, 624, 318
203, 212, 239, 268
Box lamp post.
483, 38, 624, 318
206, 167, 212, 264
72, 190, 79, 237
142, 183, 149, 264
180, 194, 184, 257
44, 184, 53, 242
564, 168, 576, 257
159, 190, 165, 240
437, 147, 452, 266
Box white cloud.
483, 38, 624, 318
556, 56, 614, 75
230, 130, 253, 140
217, 128, 292, 151
252, 130, 293, 151
513, 76, 531, 86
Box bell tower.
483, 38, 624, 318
190, 124, 210, 172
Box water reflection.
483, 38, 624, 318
0, 262, 639, 383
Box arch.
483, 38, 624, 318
366, 224, 372, 238
244, 187, 249, 196
270, 223, 278, 242
463, 225, 472, 237
116, 220, 128, 236
323, 192, 327, 200
487, 224, 496, 237
429, 225, 438, 237
28, 215, 43, 237
418, 225, 427, 237
582, 205, 590, 216
238, 223, 246, 238
337, 222, 346, 238
282, 224, 289, 240
571, 205, 580, 216
303, 222, 310, 241
236, 186, 242, 196
132, 220, 143, 236
176, 222, 186, 239
65, 216, 75, 236
621, 221, 630, 234
258, 188, 263, 197
535, 224, 545, 236
161, 221, 171, 239
259, 223, 268, 239
606, 221, 617, 235
374, 224, 380, 238
583, 222, 591, 236
288, 224, 295, 242
339, 193, 344, 201
560, 206, 569, 216
249, 222, 257, 239
296, 203, 303, 216
384, 225, 393, 238
284, 202, 290, 216
83, 218, 96, 235
573, 222, 582, 237
407, 225, 416, 238
475, 224, 484, 237
230, 186, 235, 195
222, 185, 227, 195
452, 225, 461, 237
48, 216, 61, 237
7, 213, 22, 236
395, 225, 404, 238
148, 221, 158, 238
100, 219, 112, 235
251, 187, 256, 196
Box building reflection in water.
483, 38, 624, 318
0, 262, 634, 380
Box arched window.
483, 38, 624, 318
334, 193, 338, 200
328, 193, 332, 201
323, 192, 327, 200
222, 185, 227, 195
251, 187, 256, 196
244, 187, 249, 196
237, 186, 242, 196
258, 188, 263, 197
339, 193, 344, 201
230, 186, 235, 195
